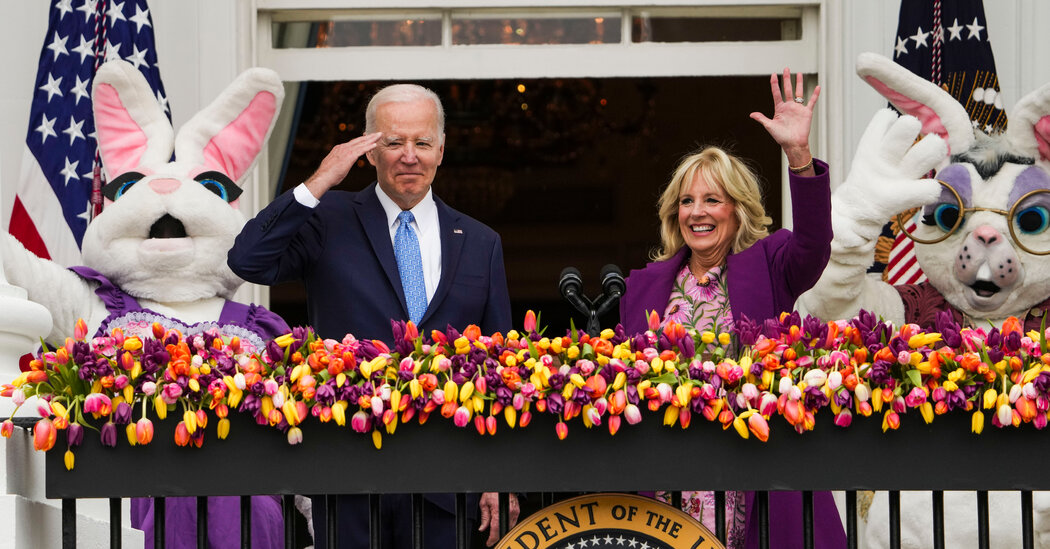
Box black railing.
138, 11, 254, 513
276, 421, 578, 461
40, 411, 1049, 548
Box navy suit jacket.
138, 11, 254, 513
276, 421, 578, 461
228, 183, 512, 342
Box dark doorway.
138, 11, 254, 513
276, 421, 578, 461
272, 76, 785, 335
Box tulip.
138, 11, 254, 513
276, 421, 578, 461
100, 422, 117, 448
619, 403, 642, 426
997, 403, 1013, 426
834, 408, 853, 428
803, 369, 827, 388
972, 410, 985, 434
555, 421, 569, 440
732, 416, 749, 439
132, 418, 154, 445
287, 427, 303, 445
371, 430, 382, 449
216, 418, 230, 439
33, 418, 57, 451
523, 310, 537, 333
748, 413, 769, 442
83, 393, 111, 415
73, 318, 89, 340
1017, 397, 1038, 422
920, 402, 934, 424
647, 310, 660, 332
882, 410, 900, 432
2, 420, 15, 439
174, 422, 190, 447
453, 405, 472, 428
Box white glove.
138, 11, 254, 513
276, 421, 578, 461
831, 108, 949, 248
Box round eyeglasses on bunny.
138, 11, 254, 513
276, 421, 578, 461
896, 180, 1050, 255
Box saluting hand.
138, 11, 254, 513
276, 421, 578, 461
304, 132, 383, 199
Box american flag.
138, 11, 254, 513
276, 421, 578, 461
873, 0, 1005, 285
8, 0, 168, 266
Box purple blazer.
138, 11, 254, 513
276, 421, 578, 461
620, 159, 832, 333
619, 159, 845, 549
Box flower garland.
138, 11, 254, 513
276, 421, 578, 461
4, 309, 1050, 470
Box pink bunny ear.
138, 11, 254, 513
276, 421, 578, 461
1004, 82, 1050, 164
92, 61, 174, 177
175, 68, 285, 185
856, 52, 974, 155
200, 92, 277, 182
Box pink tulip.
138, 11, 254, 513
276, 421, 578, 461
454, 405, 471, 428
623, 404, 642, 425
351, 410, 370, 433
834, 409, 853, 428
555, 421, 569, 440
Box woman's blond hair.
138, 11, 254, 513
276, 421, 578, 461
653, 147, 772, 261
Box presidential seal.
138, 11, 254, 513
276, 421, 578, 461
497, 493, 723, 549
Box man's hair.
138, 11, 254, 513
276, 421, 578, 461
653, 146, 771, 261
365, 84, 445, 141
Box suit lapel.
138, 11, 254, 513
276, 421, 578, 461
421, 196, 464, 326
354, 183, 409, 315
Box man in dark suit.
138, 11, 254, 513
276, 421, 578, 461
228, 84, 518, 548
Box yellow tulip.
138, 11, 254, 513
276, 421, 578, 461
504, 406, 517, 428
920, 402, 934, 424
183, 410, 197, 434
332, 401, 347, 426
663, 405, 680, 426
126, 424, 137, 446
217, 418, 230, 439
372, 430, 382, 449
971, 411, 985, 434
983, 389, 997, 409
64, 450, 75, 471
459, 381, 475, 402
732, 416, 749, 439
153, 396, 167, 420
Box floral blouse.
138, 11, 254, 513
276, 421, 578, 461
659, 262, 746, 548
663, 263, 735, 336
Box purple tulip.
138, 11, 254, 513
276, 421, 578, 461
100, 422, 117, 447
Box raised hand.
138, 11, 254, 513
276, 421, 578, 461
831, 108, 948, 248
303, 132, 383, 199
749, 68, 820, 169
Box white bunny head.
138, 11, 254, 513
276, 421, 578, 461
858, 53, 1050, 322
82, 60, 284, 303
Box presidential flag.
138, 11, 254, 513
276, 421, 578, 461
875, 0, 1005, 285
9, 0, 168, 266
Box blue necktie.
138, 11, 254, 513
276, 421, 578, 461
394, 211, 427, 324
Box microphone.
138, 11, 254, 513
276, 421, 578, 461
594, 264, 625, 317
558, 267, 590, 315
599, 264, 625, 301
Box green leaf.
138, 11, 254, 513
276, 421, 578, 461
569, 318, 578, 343
905, 369, 922, 388
649, 371, 679, 385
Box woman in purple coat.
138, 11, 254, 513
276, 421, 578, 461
619, 70, 844, 548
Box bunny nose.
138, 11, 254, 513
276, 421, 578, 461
148, 178, 180, 194
972, 225, 1002, 246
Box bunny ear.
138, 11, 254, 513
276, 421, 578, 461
92, 60, 174, 177
1003, 82, 1050, 164
174, 68, 285, 186
856, 52, 975, 155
